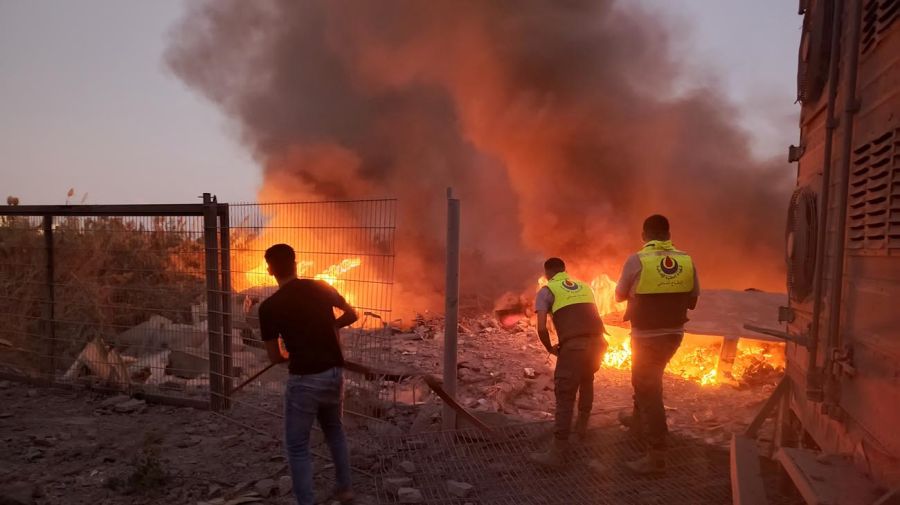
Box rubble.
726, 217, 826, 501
60, 311, 272, 394
99, 394, 131, 409
112, 399, 146, 414
277, 475, 292, 496
397, 487, 424, 503
253, 478, 275, 497
384, 477, 413, 495
62, 338, 131, 386
167, 349, 210, 379
446, 480, 474, 498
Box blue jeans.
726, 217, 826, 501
284, 367, 352, 505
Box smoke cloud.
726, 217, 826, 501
167, 0, 793, 314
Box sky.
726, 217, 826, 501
0, 0, 801, 206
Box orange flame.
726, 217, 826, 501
241, 256, 362, 303
540, 274, 785, 386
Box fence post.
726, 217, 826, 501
202, 193, 225, 412
42, 216, 56, 379
218, 204, 233, 409
442, 188, 461, 430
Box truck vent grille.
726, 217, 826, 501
848, 128, 900, 251
862, 0, 899, 54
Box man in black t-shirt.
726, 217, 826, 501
258, 244, 358, 505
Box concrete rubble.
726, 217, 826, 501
60, 303, 270, 393
446, 479, 474, 498
397, 487, 424, 503
276, 475, 292, 496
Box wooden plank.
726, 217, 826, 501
745, 376, 789, 438
730, 434, 768, 505
774, 447, 883, 505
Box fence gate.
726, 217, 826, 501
0, 196, 397, 421
221, 200, 399, 433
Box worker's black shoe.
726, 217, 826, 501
624, 449, 666, 475
528, 438, 569, 468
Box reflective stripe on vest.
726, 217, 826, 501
546, 272, 596, 312
635, 240, 695, 295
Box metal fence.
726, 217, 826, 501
374, 422, 802, 505
0, 197, 399, 420
220, 200, 399, 424
0, 200, 223, 408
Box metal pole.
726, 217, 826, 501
219, 204, 233, 409
805, 0, 845, 403
202, 193, 225, 412
442, 188, 461, 430
824, 0, 863, 407
42, 216, 56, 379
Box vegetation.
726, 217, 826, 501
0, 213, 205, 375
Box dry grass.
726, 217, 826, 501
0, 215, 205, 376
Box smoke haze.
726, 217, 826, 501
167, 0, 793, 313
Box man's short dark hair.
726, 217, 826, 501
265, 243, 296, 278
544, 257, 566, 273
643, 214, 670, 240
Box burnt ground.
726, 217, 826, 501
0, 316, 788, 505
0, 370, 783, 505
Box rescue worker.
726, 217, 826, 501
614, 215, 699, 474
529, 257, 607, 467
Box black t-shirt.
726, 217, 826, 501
258, 278, 346, 375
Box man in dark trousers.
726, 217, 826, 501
258, 244, 358, 505
615, 215, 699, 474
529, 257, 607, 467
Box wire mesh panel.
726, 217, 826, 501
374, 423, 802, 505
52, 215, 208, 396
0, 215, 49, 378
222, 200, 398, 421
0, 208, 213, 406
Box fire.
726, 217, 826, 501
244, 260, 314, 288
601, 327, 785, 386
241, 256, 362, 303
314, 258, 362, 286
592, 274, 627, 315
539, 274, 785, 386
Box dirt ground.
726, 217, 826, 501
0, 313, 784, 505
0, 369, 778, 505
0, 380, 387, 505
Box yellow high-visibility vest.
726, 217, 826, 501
546, 272, 596, 312
635, 240, 694, 295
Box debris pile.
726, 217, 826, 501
61, 295, 272, 393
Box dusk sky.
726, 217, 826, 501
1, 1, 801, 206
